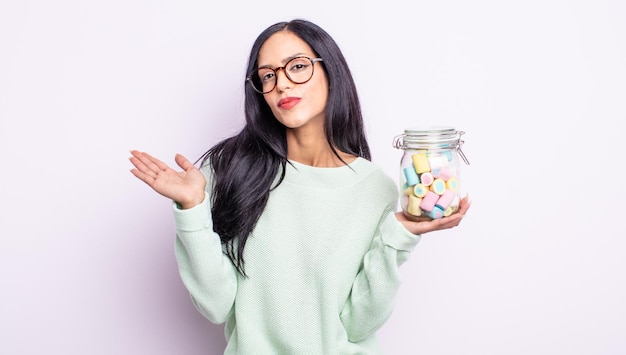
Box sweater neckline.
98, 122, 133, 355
282, 157, 371, 189
287, 157, 364, 170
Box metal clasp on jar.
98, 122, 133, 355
456, 131, 470, 165
392, 134, 407, 150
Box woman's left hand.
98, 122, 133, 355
395, 196, 471, 235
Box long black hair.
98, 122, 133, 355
198, 19, 371, 276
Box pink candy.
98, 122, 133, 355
419, 191, 439, 212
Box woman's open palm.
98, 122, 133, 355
395, 196, 471, 235
129, 150, 206, 209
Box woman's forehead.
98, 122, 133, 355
257, 31, 314, 65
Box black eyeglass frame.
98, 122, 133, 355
246, 56, 324, 94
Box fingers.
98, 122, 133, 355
128, 150, 173, 187
401, 196, 470, 234
129, 152, 158, 186
129, 151, 152, 176
438, 213, 464, 229
129, 166, 155, 186
130, 150, 170, 173
174, 153, 194, 171
456, 195, 472, 216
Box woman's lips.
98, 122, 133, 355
278, 97, 301, 109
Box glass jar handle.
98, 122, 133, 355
456, 131, 470, 165
392, 134, 406, 149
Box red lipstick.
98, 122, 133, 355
278, 97, 301, 109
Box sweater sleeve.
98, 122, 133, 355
339, 209, 420, 342
174, 188, 238, 324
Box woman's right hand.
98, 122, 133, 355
129, 150, 207, 209
395, 195, 471, 235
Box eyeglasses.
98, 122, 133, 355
246, 56, 323, 94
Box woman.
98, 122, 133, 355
129, 19, 470, 354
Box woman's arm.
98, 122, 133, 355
174, 193, 238, 324
340, 197, 470, 341
129, 150, 238, 323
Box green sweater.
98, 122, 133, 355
173, 158, 420, 354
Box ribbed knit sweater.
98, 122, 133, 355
173, 157, 421, 354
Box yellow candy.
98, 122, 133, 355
407, 195, 423, 216
413, 184, 428, 198
411, 153, 431, 174
446, 177, 459, 191
430, 178, 446, 195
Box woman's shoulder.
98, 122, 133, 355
352, 157, 388, 177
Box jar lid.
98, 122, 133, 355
392, 126, 470, 165
402, 126, 461, 144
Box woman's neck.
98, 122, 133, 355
286, 129, 356, 167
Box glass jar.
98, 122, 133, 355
392, 126, 470, 220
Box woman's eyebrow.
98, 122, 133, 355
281, 53, 307, 64
257, 53, 309, 68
